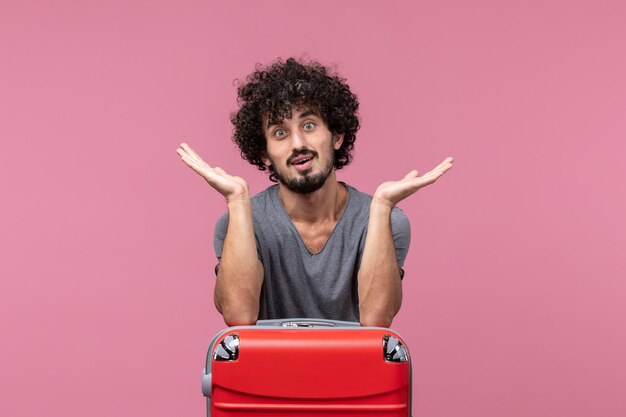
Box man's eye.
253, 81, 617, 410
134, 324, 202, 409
303, 122, 315, 130
275, 129, 286, 137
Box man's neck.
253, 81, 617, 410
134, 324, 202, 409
278, 172, 348, 224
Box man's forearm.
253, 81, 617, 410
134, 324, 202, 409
215, 197, 264, 326
357, 200, 403, 327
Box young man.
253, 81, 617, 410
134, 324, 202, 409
177, 58, 453, 327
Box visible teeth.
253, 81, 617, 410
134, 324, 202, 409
295, 158, 311, 165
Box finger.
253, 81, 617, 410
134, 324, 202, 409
180, 154, 223, 182
431, 157, 454, 173
177, 147, 194, 161
412, 162, 450, 183
425, 159, 453, 178
184, 148, 215, 171
424, 165, 449, 180
405, 158, 452, 186
180, 143, 204, 162
414, 163, 452, 186
434, 162, 453, 176
178, 142, 191, 155
402, 170, 419, 180
180, 152, 209, 171
179, 152, 203, 170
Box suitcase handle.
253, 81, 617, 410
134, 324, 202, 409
256, 318, 361, 328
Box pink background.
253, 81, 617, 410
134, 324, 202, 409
2, 0, 625, 416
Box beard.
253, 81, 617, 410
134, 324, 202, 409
270, 149, 335, 194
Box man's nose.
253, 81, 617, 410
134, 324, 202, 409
291, 130, 307, 149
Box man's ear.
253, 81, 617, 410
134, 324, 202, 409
333, 133, 344, 150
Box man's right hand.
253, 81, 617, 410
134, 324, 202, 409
176, 143, 249, 202
177, 142, 262, 326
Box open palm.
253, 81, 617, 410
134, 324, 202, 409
176, 143, 249, 201
374, 157, 454, 207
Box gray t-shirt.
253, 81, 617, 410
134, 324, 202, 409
213, 183, 411, 322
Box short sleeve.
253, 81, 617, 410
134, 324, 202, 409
213, 210, 263, 276
390, 207, 411, 277
213, 212, 229, 260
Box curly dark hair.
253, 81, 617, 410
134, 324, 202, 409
231, 57, 360, 182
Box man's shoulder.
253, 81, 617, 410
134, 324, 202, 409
343, 183, 410, 236
250, 184, 279, 204
215, 185, 279, 229
249, 184, 281, 217
343, 182, 373, 205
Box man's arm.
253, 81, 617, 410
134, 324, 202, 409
177, 143, 263, 326
214, 197, 264, 326
358, 203, 405, 327
358, 157, 454, 327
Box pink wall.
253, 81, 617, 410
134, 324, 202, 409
2, 0, 625, 416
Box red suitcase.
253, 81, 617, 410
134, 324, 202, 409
202, 319, 412, 416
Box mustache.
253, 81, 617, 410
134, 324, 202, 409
287, 149, 318, 165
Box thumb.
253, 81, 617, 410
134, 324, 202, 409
403, 170, 419, 180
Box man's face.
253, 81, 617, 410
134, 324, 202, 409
263, 108, 343, 194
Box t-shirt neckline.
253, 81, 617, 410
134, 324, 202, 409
271, 182, 353, 256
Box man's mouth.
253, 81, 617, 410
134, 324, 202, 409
291, 156, 313, 165
289, 153, 315, 166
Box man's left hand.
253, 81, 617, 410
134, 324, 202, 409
373, 157, 454, 207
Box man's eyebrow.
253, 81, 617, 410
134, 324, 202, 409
265, 109, 320, 129
265, 117, 281, 129
298, 110, 320, 119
